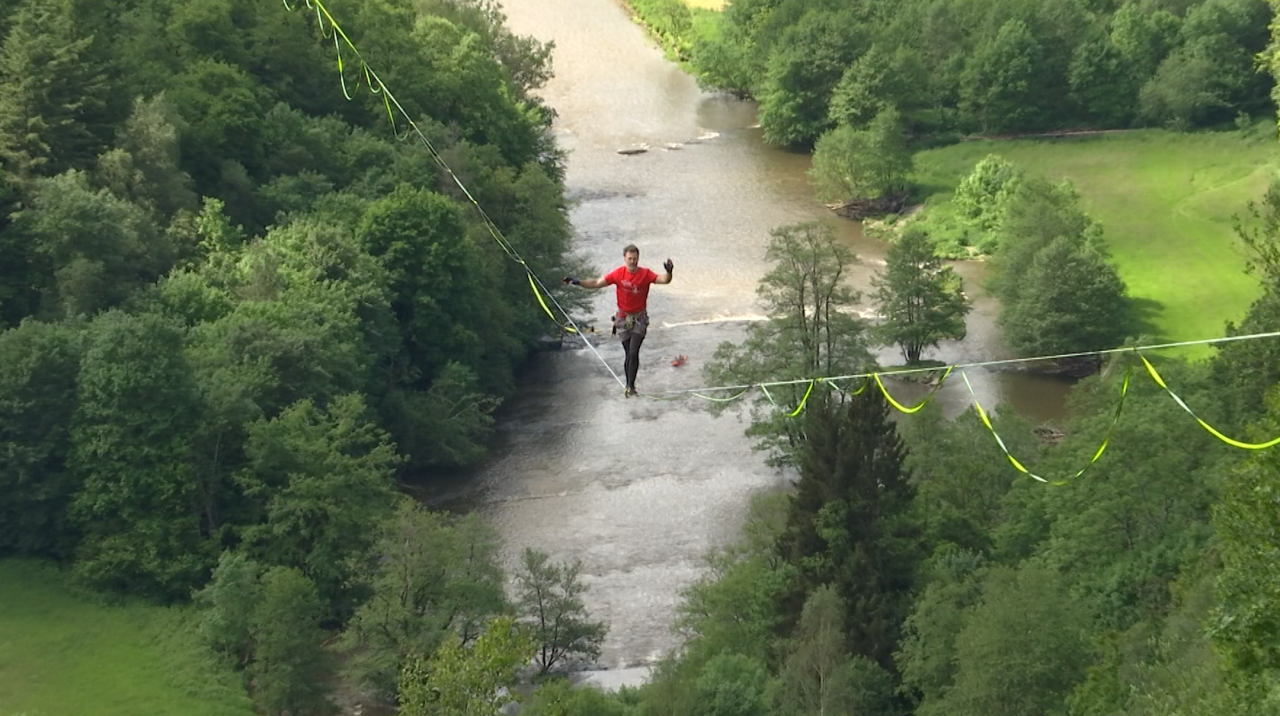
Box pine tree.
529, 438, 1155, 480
778, 388, 923, 669
0, 0, 109, 185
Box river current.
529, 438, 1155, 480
430, 0, 1073, 687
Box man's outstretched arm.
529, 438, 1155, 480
654, 258, 674, 285
563, 275, 610, 289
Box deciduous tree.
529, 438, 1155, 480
986, 176, 1131, 356
69, 309, 210, 598
249, 566, 334, 716
960, 20, 1045, 133
935, 562, 1091, 716
758, 10, 866, 146
237, 393, 403, 614
398, 615, 534, 716
1000, 236, 1131, 355
809, 106, 911, 204
871, 227, 970, 364
0, 318, 84, 557
951, 154, 1021, 235
195, 550, 264, 669
515, 548, 608, 675
694, 653, 770, 716
13, 170, 172, 319
703, 221, 873, 466
342, 499, 506, 701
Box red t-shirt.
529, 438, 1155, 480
604, 265, 658, 315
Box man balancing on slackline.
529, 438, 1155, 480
563, 244, 674, 397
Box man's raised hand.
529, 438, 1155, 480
663, 259, 674, 273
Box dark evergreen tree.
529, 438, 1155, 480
778, 388, 924, 671
0, 0, 109, 185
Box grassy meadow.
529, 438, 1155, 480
0, 560, 253, 716
908, 125, 1278, 357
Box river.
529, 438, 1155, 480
428, 0, 1074, 689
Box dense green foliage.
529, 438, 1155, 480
903, 128, 1273, 351
870, 227, 970, 363
398, 615, 536, 716
871, 150, 1136, 358
339, 500, 507, 700
982, 172, 1133, 356
6, 0, 1280, 713
808, 106, 912, 204
188, 496, 604, 712
632, 0, 1275, 146
510, 180, 1280, 714
0, 0, 578, 579
0, 0, 611, 710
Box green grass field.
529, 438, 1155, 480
0, 560, 253, 716
909, 126, 1278, 358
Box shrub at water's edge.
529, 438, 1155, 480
902, 128, 1275, 349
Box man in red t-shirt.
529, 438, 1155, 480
563, 243, 673, 397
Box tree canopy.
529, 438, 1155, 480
0, 0, 580, 581
6, 1, 1280, 715
674, 0, 1275, 146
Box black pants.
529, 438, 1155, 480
622, 334, 644, 390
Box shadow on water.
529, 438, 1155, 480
402, 354, 561, 514
402, 466, 489, 514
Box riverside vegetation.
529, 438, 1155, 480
5, 0, 1280, 714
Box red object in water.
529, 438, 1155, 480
671, 355, 688, 367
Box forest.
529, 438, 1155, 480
631, 0, 1275, 142
3, 0, 1280, 714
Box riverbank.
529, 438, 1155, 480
474, 0, 1089, 685
619, 0, 719, 65
0, 560, 253, 716
907, 125, 1276, 355
619, 0, 1274, 359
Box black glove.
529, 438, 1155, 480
663, 259, 674, 273
562, 276, 580, 285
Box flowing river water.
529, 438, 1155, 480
426, 0, 1076, 688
